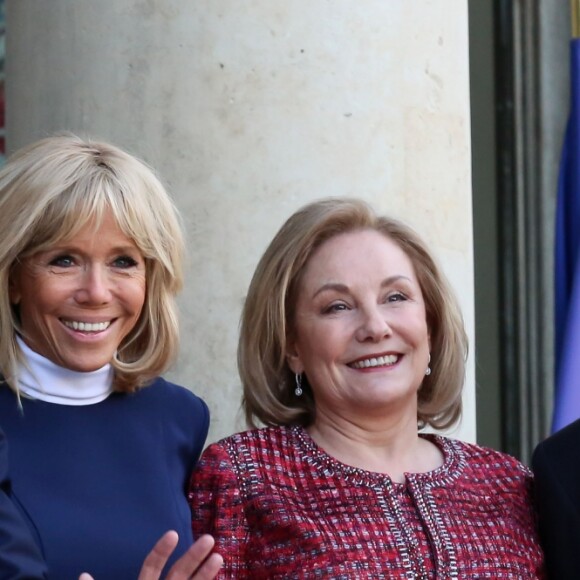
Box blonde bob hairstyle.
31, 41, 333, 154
239, 197, 468, 430
0, 134, 184, 392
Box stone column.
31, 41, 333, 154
7, 0, 474, 443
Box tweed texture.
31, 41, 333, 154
189, 426, 544, 579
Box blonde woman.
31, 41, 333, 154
0, 135, 221, 579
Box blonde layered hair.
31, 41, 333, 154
0, 134, 184, 392
239, 198, 468, 430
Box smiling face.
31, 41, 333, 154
9, 211, 146, 372
286, 229, 430, 421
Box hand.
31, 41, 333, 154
78, 530, 223, 580
139, 531, 222, 580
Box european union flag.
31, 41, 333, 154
554, 38, 580, 432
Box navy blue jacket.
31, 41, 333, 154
0, 378, 209, 580
0, 427, 47, 579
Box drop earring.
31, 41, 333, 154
425, 354, 432, 376
294, 373, 303, 397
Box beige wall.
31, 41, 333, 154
7, 0, 474, 443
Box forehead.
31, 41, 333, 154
29, 209, 137, 257
301, 230, 418, 287
62, 211, 132, 242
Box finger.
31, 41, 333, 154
138, 530, 180, 580
166, 535, 220, 580
191, 552, 224, 580
79, 574, 94, 580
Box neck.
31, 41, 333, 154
308, 405, 440, 482
15, 336, 114, 406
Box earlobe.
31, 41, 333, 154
286, 353, 304, 375
285, 337, 304, 375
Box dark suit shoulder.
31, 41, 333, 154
532, 420, 580, 578
533, 418, 580, 469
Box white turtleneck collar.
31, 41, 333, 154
15, 335, 114, 406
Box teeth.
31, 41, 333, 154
63, 320, 111, 332
351, 354, 398, 369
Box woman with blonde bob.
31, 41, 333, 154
190, 197, 544, 578
0, 134, 221, 579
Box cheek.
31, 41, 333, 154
8, 267, 35, 305
406, 311, 429, 344
18, 278, 62, 316
126, 279, 146, 315
19, 297, 53, 324
297, 333, 342, 369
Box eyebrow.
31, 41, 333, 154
311, 275, 412, 299
31, 244, 142, 263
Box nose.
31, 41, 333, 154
74, 265, 113, 305
355, 305, 392, 342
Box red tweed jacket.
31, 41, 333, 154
189, 425, 544, 579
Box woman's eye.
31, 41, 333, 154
323, 302, 349, 314
49, 255, 75, 268
112, 255, 139, 269
387, 292, 407, 303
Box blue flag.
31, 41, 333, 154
554, 39, 580, 432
